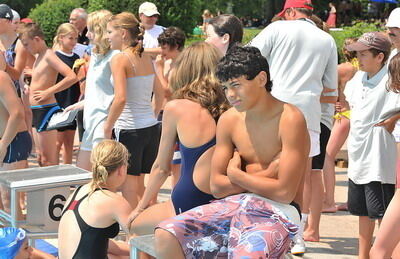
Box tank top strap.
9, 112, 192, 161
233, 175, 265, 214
122, 52, 136, 73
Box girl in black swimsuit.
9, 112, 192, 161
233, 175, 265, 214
58, 140, 133, 259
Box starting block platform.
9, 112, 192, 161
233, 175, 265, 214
0, 165, 91, 243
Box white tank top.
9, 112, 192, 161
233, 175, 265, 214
115, 53, 158, 129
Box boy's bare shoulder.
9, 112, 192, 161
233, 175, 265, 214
218, 107, 240, 126
280, 103, 307, 128
43, 49, 60, 64
45, 48, 57, 58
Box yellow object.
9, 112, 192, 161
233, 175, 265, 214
73, 58, 86, 70
333, 110, 351, 120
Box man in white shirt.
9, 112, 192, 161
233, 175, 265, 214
250, 0, 338, 254
138, 2, 165, 49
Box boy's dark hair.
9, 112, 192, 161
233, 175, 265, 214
216, 45, 273, 92
369, 48, 390, 64
18, 22, 45, 40
209, 14, 243, 50
157, 26, 186, 51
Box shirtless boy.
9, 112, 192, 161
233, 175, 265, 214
0, 70, 32, 217
18, 23, 77, 166
154, 46, 310, 258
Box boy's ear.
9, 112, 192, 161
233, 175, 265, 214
256, 71, 268, 88
33, 36, 42, 42
378, 52, 385, 63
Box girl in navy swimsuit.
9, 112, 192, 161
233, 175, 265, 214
129, 42, 230, 237
58, 140, 133, 259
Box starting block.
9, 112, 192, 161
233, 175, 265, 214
0, 165, 91, 239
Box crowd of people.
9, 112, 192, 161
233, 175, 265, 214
1, 0, 400, 258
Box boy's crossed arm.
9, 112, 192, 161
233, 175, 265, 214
210, 112, 246, 199
211, 107, 309, 204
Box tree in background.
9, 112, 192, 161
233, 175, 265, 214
29, 0, 87, 44
88, 0, 201, 34
4, 0, 44, 18
29, 0, 202, 46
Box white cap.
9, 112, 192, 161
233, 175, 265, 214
386, 8, 400, 28
138, 2, 160, 16
11, 9, 20, 21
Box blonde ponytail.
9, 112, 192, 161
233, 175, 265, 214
90, 140, 129, 195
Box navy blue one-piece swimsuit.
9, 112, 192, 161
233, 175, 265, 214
171, 137, 216, 214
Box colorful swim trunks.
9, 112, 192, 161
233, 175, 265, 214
157, 193, 299, 259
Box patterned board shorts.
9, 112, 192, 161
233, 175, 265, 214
157, 193, 299, 259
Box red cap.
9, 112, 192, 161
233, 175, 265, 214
20, 18, 33, 24
277, 0, 314, 17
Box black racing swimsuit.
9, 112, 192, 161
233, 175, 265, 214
61, 186, 120, 259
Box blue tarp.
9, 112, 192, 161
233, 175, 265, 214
371, 0, 398, 3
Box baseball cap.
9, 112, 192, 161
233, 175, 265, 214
277, 0, 314, 17
346, 32, 391, 53
0, 227, 26, 259
0, 4, 13, 20
386, 8, 400, 28
20, 18, 33, 24
138, 2, 160, 17
11, 9, 20, 21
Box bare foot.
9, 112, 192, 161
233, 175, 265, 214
303, 230, 320, 242
322, 204, 337, 213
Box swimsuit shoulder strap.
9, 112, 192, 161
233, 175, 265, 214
72, 187, 109, 232
61, 185, 83, 216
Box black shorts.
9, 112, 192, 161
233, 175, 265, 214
348, 179, 395, 219
3, 131, 32, 163
77, 110, 84, 141
57, 120, 77, 132
114, 123, 161, 176
31, 103, 62, 132
312, 123, 331, 170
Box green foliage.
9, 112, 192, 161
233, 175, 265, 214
29, 0, 87, 45
87, 0, 138, 14
87, 0, 201, 34
149, 0, 202, 34
330, 21, 383, 62
3, 0, 44, 18
242, 28, 261, 44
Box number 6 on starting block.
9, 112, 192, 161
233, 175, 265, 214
27, 187, 70, 231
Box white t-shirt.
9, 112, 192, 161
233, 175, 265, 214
143, 25, 165, 48
344, 67, 399, 184
250, 19, 338, 133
